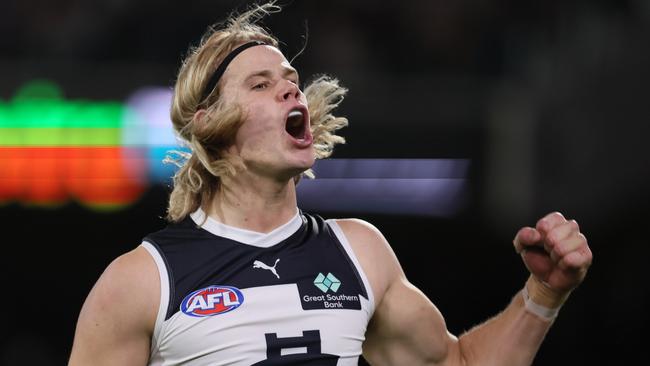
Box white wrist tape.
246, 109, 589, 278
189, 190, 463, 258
522, 284, 561, 321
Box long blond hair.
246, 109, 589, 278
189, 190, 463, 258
165, 2, 348, 222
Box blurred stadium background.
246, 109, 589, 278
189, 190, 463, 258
1, 0, 649, 364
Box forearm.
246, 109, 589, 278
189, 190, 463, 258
456, 276, 569, 366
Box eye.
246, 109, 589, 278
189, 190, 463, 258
252, 81, 269, 90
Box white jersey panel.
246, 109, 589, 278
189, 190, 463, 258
326, 219, 376, 314
141, 240, 170, 361
154, 284, 370, 365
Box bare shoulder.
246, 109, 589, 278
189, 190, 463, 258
89, 246, 159, 316
68, 246, 159, 365
334, 218, 381, 235
331, 218, 404, 303
333, 218, 400, 263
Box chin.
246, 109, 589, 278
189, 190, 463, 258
298, 156, 316, 170
284, 158, 314, 178
291, 149, 315, 168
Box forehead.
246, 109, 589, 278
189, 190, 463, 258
222, 45, 294, 83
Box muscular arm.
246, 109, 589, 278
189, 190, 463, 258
68, 246, 159, 366
453, 279, 559, 366
337, 213, 591, 366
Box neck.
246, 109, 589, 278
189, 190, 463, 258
205, 170, 299, 233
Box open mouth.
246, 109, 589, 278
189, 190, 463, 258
285, 108, 307, 140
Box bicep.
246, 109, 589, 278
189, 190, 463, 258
363, 277, 462, 366
334, 219, 463, 366
68, 247, 158, 366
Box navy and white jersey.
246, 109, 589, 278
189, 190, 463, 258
141, 208, 375, 366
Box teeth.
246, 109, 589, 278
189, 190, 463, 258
288, 110, 303, 118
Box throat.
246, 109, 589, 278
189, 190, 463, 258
211, 175, 300, 233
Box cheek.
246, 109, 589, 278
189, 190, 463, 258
235, 122, 264, 149
230, 95, 283, 152
235, 110, 276, 150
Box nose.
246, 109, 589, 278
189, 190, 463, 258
277, 80, 301, 102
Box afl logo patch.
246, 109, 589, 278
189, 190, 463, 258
180, 285, 244, 317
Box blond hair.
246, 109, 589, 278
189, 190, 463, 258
165, 2, 348, 222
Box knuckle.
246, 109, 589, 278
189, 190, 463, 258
582, 243, 594, 260
546, 231, 560, 246
537, 218, 549, 231
553, 242, 567, 257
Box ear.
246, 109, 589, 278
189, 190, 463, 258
193, 109, 208, 126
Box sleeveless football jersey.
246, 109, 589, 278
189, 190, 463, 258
141, 208, 375, 366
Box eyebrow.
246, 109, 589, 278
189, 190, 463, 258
243, 66, 300, 84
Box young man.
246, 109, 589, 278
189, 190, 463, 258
69, 3, 593, 365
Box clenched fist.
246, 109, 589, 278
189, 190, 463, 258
513, 212, 593, 302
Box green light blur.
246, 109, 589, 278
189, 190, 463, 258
0, 80, 126, 146
0, 128, 121, 146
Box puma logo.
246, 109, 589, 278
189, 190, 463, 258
253, 258, 280, 279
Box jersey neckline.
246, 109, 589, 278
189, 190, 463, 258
189, 208, 304, 248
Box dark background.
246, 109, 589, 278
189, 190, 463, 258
1, 0, 649, 364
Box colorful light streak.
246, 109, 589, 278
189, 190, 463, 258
0, 80, 182, 210
1, 80, 470, 216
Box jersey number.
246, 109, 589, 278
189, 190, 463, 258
251, 330, 340, 365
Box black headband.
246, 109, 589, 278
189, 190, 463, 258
200, 40, 267, 103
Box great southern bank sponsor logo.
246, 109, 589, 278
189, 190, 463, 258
313, 272, 340, 293
300, 272, 359, 309
181, 285, 244, 317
